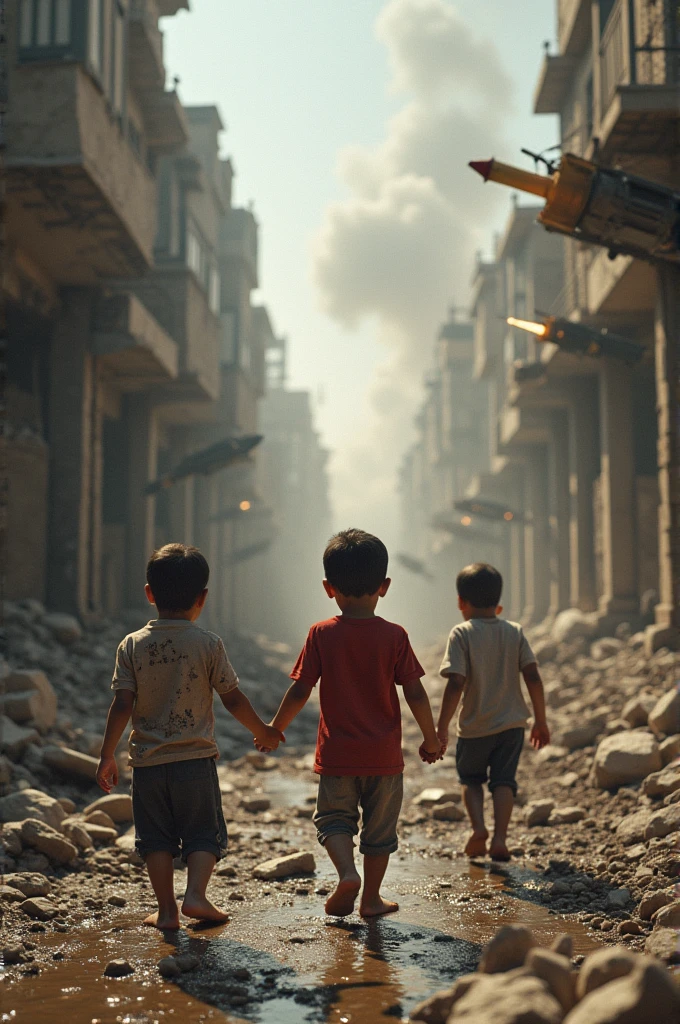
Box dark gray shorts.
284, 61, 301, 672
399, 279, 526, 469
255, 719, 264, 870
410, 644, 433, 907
455, 728, 525, 795
313, 774, 403, 857
132, 756, 228, 861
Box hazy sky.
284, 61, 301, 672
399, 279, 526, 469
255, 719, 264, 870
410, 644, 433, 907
162, 1, 557, 541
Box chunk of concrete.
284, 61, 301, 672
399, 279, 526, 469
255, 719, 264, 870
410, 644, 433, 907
478, 924, 536, 974
20, 896, 59, 921
83, 793, 132, 823
42, 745, 98, 782
525, 800, 554, 827
593, 731, 661, 788
644, 803, 680, 840
0, 788, 66, 829
2, 872, 51, 897
0, 716, 40, 759
252, 851, 316, 880
20, 818, 78, 864
649, 687, 680, 738
41, 612, 82, 645
576, 947, 638, 999
0, 670, 57, 731
432, 801, 465, 821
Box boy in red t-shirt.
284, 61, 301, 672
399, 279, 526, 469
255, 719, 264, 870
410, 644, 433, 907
265, 529, 443, 918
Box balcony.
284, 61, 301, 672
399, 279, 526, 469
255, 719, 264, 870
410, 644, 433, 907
139, 88, 189, 154
596, 0, 680, 156
558, 0, 591, 56
93, 293, 178, 386
220, 208, 259, 291
131, 264, 221, 406
499, 406, 551, 449
129, 0, 165, 94
7, 64, 156, 281
534, 53, 579, 113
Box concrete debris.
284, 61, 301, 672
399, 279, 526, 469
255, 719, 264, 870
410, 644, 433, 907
20, 897, 59, 921
0, 789, 66, 829
20, 818, 79, 864
1, 670, 57, 731
42, 745, 99, 782
478, 924, 536, 974
431, 801, 465, 821
593, 732, 662, 788
83, 794, 133, 822
41, 613, 82, 646
252, 851, 316, 879
103, 958, 134, 978
525, 799, 554, 826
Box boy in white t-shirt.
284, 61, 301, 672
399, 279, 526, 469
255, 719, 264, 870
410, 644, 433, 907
436, 563, 550, 861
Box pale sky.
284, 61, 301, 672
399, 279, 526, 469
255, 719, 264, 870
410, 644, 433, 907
162, 1, 558, 536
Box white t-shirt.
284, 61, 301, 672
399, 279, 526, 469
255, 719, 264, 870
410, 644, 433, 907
112, 619, 239, 767
439, 618, 536, 739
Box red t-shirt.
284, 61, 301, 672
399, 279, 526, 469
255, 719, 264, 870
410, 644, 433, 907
290, 615, 424, 776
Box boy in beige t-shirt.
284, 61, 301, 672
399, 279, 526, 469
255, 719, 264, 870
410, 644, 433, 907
436, 563, 550, 861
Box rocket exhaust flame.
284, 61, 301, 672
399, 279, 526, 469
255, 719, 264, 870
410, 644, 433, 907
506, 316, 548, 338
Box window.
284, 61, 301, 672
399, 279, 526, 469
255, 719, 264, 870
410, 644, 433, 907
209, 265, 220, 316
19, 0, 73, 56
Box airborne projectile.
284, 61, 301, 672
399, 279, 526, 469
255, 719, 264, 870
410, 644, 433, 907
506, 315, 647, 365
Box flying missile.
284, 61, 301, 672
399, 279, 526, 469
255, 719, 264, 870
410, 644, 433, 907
506, 315, 647, 365
470, 154, 680, 264
395, 553, 434, 580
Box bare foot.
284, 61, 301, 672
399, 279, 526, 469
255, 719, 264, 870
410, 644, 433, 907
324, 874, 361, 917
181, 895, 230, 923
464, 829, 489, 858
489, 836, 511, 861
359, 896, 399, 918
143, 909, 180, 930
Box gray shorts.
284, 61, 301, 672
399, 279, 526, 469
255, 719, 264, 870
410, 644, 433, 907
313, 774, 403, 857
132, 756, 228, 861
455, 727, 525, 795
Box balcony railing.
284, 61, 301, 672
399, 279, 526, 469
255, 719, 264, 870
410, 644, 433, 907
599, 0, 680, 119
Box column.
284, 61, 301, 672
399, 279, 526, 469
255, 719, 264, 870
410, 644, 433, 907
568, 379, 599, 611
597, 358, 638, 622
507, 468, 526, 622
646, 266, 680, 652
47, 288, 101, 616
193, 476, 220, 629
523, 449, 551, 624
548, 410, 571, 616
125, 396, 158, 608
168, 433, 194, 546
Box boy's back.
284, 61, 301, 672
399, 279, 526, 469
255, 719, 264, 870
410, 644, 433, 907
113, 618, 238, 766
440, 618, 535, 738
291, 614, 423, 775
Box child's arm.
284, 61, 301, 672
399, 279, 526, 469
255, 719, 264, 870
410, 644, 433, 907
97, 690, 135, 793
220, 687, 285, 751
436, 673, 466, 754
522, 662, 550, 749
268, 680, 314, 737
402, 679, 443, 763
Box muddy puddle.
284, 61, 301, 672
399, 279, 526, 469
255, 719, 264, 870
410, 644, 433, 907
2, 850, 601, 1024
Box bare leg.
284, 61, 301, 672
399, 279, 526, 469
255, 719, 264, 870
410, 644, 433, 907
359, 854, 398, 917
181, 851, 229, 922
323, 834, 361, 916
462, 783, 488, 857
143, 851, 180, 929
489, 786, 514, 861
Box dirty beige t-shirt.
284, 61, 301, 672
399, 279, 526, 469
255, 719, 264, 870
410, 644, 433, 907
439, 618, 536, 739
111, 619, 239, 767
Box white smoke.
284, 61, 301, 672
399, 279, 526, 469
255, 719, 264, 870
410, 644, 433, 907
313, 0, 514, 537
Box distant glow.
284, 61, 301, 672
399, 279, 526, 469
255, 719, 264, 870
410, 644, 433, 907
504, 511, 514, 521
507, 316, 548, 338
461, 516, 472, 526
239, 500, 251, 511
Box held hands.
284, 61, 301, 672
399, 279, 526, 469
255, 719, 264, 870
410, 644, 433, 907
530, 719, 550, 750
436, 724, 449, 756
419, 740, 445, 764
96, 755, 118, 793
253, 724, 286, 753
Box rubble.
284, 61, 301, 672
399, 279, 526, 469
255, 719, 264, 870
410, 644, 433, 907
252, 851, 316, 879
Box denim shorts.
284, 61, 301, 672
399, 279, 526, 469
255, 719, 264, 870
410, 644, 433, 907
455, 727, 525, 795
313, 774, 403, 857
132, 756, 228, 861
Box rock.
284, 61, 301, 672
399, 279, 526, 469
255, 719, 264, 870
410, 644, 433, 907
560, 721, 603, 750
605, 887, 632, 910
175, 954, 200, 972
534, 638, 559, 663
0, 670, 57, 730
42, 745, 98, 782
240, 796, 271, 813
449, 974, 562, 1024
552, 609, 598, 644
2, 872, 51, 897
616, 809, 651, 846
410, 977, 479, 1023
478, 924, 536, 974
621, 697, 654, 729
535, 744, 568, 763
639, 890, 675, 920
643, 763, 680, 798
576, 947, 638, 998
84, 810, 117, 829
413, 788, 461, 806
593, 732, 662, 788
104, 959, 134, 978
2, 945, 25, 965
252, 851, 316, 880
525, 800, 554, 827
157, 956, 182, 979
659, 734, 680, 765
107, 895, 126, 907
548, 806, 585, 825
0, 716, 40, 759
525, 948, 575, 1013
20, 819, 78, 864
41, 612, 82, 645
1, 825, 22, 856
550, 935, 573, 959
432, 801, 465, 821
558, 772, 579, 788
57, 798, 76, 814
81, 823, 118, 845
16, 851, 50, 873
618, 920, 643, 936
83, 794, 132, 823
568, 960, 680, 1024
591, 638, 624, 661
0, 789, 66, 829
61, 820, 94, 852
20, 897, 59, 921
645, 928, 680, 963
649, 688, 680, 738
0, 885, 26, 903
644, 803, 680, 840
653, 900, 680, 929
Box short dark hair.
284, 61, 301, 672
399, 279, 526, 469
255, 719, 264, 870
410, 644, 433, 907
323, 529, 388, 598
457, 563, 503, 608
146, 543, 209, 612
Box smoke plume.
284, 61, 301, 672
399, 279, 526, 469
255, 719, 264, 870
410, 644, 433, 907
313, 0, 514, 537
